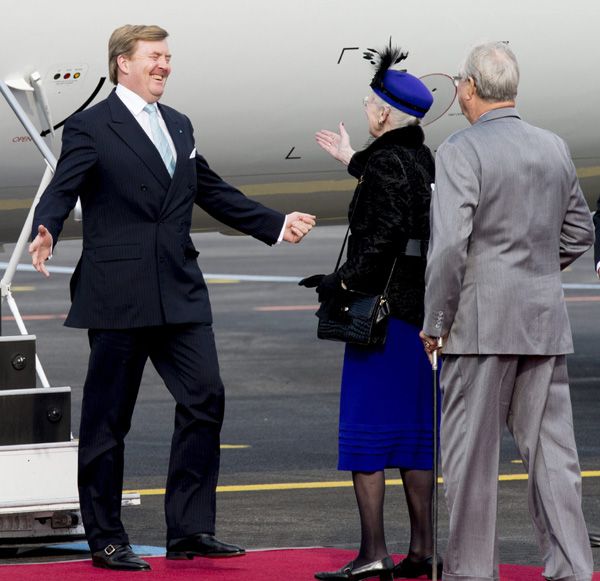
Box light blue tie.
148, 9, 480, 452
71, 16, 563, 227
144, 103, 176, 177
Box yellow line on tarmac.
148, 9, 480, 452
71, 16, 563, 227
0, 199, 34, 210
125, 470, 600, 497
577, 166, 600, 179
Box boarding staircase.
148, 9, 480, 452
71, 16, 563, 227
0, 78, 139, 553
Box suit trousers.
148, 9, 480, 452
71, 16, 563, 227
440, 355, 592, 581
78, 324, 225, 553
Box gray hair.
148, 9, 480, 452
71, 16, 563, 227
371, 92, 420, 128
458, 41, 519, 102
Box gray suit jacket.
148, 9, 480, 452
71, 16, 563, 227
423, 108, 593, 355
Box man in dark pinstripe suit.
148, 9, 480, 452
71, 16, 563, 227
28, 24, 315, 571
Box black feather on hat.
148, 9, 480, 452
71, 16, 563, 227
363, 40, 409, 87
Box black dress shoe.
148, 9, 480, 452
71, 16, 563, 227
393, 555, 442, 579
590, 532, 600, 547
166, 533, 246, 560
92, 544, 151, 571
315, 556, 394, 581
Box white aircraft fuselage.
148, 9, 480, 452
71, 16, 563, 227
2, 0, 599, 243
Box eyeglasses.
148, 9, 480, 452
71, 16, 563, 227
363, 96, 370, 108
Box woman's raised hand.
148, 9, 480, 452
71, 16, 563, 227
315, 122, 355, 166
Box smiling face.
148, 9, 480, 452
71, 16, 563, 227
117, 39, 171, 103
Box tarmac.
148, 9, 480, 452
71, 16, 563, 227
1, 225, 599, 568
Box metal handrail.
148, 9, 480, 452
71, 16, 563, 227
0, 79, 57, 170
0, 79, 57, 387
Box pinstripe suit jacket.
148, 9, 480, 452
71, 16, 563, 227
423, 108, 593, 355
32, 90, 284, 329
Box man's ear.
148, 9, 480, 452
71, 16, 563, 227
117, 54, 129, 76
465, 77, 477, 100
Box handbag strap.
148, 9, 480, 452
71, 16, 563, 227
381, 257, 398, 296
333, 175, 397, 295
333, 176, 363, 272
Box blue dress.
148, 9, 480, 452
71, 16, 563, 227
338, 317, 439, 471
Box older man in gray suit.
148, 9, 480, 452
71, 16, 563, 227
420, 42, 594, 581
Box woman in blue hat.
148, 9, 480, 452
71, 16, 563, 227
312, 47, 440, 581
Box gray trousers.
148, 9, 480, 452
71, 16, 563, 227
440, 355, 593, 581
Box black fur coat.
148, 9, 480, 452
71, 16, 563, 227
337, 125, 435, 327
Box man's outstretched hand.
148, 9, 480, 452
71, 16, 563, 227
283, 212, 316, 243
29, 225, 53, 278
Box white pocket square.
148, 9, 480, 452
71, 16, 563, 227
189, 148, 196, 159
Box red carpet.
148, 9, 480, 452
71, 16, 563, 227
0, 548, 598, 580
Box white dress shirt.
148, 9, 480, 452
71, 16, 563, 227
115, 84, 177, 162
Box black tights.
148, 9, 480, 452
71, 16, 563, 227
400, 468, 435, 560
352, 468, 434, 566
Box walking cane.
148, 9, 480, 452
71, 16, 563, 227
431, 337, 442, 581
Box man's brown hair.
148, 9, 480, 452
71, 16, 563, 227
108, 24, 169, 85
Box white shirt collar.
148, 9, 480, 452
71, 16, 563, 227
115, 84, 154, 116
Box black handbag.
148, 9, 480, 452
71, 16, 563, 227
315, 279, 395, 346
302, 178, 397, 347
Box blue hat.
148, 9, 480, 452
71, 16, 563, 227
371, 70, 433, 118
364, 45, 433, 118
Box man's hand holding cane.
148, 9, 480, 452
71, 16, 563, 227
419, 331, 445, 365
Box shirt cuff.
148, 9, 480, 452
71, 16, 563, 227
276, 218, 286, 245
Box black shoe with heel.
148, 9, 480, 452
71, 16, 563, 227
315, 556, 394, 581
393, 555, 442, 579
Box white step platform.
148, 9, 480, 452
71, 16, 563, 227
0, 439, 140, 546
